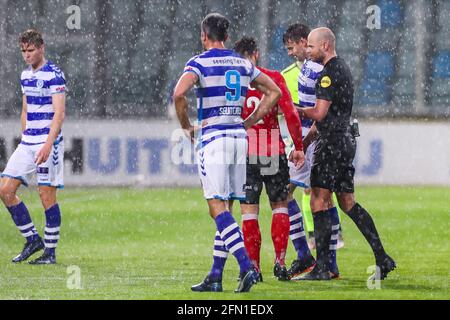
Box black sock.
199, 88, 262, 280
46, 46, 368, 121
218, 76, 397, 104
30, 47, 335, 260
313, 210, 332, 273
346, 203, 386, 261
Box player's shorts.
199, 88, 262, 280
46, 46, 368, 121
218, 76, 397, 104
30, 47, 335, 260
242, 154, 290, 205
310, 132, 356, 193
197, 135, 247, 201
288, 140, 317, 189
1, 139, 64, 188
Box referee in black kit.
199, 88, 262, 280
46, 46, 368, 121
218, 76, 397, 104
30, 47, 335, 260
296, 27, 396, 281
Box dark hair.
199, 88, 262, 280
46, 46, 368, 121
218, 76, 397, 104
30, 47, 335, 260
19, 29, 44, 48
234, 36, 258, 57
201, 13, 230, 42
283, 23, 311, 44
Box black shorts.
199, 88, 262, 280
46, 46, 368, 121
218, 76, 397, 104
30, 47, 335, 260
310, 133, 356, 193
242, 154, 290, 204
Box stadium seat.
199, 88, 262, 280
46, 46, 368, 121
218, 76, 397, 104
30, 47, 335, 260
378, 0, 403, 28
431, 81, 450, 98
430, 51, 450, 106
396, 52, 416, 77
432, 52, 450, 79
392, 78, 415, 96
431, 96, 450, 107
268, 25, 291, 71
364, 52, 395, 79
357, 79, 390, 106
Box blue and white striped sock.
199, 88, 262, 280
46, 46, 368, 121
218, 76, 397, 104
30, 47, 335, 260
7, 202, 40, 243
209, 231, 229, 281
288, 200, 312, 260
329, 207, 340, 274
215, 211, 252, 274
44, 204, 61, 256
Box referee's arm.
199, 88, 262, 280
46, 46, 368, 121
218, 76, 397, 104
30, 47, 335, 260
297, 99, 331, 122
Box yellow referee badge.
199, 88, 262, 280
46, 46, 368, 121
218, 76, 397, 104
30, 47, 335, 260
321, 76, 332, 88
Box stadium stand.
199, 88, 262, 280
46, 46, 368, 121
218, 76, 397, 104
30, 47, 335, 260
431, 0, 450, 107
357, 0, 402, 107
0, 0, 448, 118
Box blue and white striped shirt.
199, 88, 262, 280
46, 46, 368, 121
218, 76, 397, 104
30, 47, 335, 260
184, 48, 260, 143
20, 61, 66, 145
298, 60, 323, 130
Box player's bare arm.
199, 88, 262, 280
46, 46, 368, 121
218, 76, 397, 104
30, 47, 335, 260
276, 75, 305, 168
297, 98, 331, 122
302, 123, 318, 151
21, 95, 27, 133
244, 73, 281, 130
35, 93, 65, 165
173, 72, 199, 143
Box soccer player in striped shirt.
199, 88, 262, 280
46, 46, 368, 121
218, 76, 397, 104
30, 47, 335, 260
0, 29, 66, 265
173, 13, 281, 293
282, 24, 341, 279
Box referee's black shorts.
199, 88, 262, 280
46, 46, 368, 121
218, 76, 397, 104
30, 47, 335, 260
242, 154, 290, 204
310, 133, 356, 193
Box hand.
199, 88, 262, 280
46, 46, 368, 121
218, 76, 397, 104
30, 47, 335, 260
35, 143, 52, 165
289, 150, 305, 169
184, 125, 199, 144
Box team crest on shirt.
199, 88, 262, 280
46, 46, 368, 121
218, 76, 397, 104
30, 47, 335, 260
303, 67, 311, 78
321, 76, 331, 88
37, 79, 44, 89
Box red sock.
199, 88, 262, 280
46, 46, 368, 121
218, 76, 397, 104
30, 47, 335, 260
242, 214, 261, 271
271, 209, 290, 266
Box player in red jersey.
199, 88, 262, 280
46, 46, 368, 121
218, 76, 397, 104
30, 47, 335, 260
234, 37, 305, 281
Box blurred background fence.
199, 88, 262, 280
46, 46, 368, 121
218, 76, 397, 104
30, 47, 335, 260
0, 0, 449, 120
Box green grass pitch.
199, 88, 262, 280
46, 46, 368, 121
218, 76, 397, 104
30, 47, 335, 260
0, 186, 448, 300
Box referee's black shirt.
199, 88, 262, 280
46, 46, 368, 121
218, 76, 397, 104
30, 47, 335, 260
315, 56, 354, 135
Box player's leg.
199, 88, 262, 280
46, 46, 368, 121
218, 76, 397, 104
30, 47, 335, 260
240, 203, 262, 277
332, 193, 345, 249
297, 187, 333, 280
328, 205, 340, 279
193, 137, 257, 293
29, 140, 65, 265
286, 149, 316, 278
240, 158, 263, 277
1, 145, 44, 262
192, 139, 229, 292
264, 154, 290, 281
337, 192, 396, 280
301, 188, 315, 249
28, 186, 60, 265
270, 201, 290, 280
0, 177, 44, 263
286, 183, 316, 278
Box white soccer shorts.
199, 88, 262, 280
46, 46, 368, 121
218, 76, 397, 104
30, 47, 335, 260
288, 140, 317, 189
1, 141, 64, 188
197, 136, 247, 201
